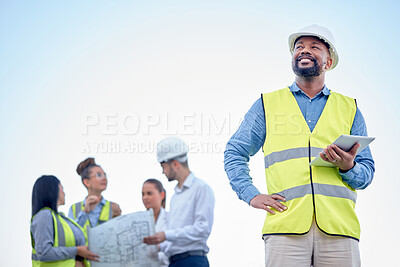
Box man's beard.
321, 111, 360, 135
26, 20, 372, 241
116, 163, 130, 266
167, 169, 177, 182
292, 56, 323, 77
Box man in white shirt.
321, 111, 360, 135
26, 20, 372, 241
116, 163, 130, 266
143, 137, 215, 267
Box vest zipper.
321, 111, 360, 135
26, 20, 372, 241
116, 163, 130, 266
308, 139, 317, 221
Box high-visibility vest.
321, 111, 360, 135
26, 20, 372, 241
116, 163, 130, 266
31, 208, 89, 267
261, 87, 360, 240
71, 200, 112, 231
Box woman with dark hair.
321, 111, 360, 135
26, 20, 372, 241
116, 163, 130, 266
69, 158, 121, 230
31, 175, 99, 267
142, 178, 169, 267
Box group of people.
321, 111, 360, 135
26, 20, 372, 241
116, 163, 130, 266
31, 24, 374, 267
31, 137, 215, 267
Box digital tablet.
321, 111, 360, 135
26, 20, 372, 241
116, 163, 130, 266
309, 135, 375, 167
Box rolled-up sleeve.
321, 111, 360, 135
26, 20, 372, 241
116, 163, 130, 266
339, 108, 375, 189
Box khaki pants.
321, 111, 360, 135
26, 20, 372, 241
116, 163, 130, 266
264, 220, 360, 267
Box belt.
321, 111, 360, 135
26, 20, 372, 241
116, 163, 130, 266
169, 250, 207, 264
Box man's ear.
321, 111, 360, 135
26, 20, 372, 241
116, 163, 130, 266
172, 160, 180, 169
324, 57, 333, 70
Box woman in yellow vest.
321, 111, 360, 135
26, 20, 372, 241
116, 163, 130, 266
69, 158, 121, 230
31, 175, 99, 266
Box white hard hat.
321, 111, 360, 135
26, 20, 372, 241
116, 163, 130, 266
156, 137, 189, 163
288, 24, 339, 71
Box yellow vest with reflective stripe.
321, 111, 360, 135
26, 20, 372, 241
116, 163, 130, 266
31, 208, 89, 267
262, 87, 360, 240
71, 200, 112, 232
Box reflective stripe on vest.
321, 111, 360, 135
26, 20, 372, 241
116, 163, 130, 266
265, 146, 321, 168
72, 200, 112, 229
262, 87, 360, 240
275, 183, 357, 203
31, 208, 86, 267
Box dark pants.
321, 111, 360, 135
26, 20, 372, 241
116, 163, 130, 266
169, 255, 209, 267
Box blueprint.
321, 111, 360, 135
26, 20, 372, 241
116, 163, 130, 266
88, 209, 160, 267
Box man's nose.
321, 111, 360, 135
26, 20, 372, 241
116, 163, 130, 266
300, 47, 311, 54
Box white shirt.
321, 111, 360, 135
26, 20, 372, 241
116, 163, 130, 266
155, 208, 169, 267
161, 173, 215, 257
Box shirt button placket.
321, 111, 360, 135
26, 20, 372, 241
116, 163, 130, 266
306, 98, 312, 129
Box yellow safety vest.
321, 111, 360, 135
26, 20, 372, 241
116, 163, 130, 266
31, 208, 89, 267
71, 200, 112, 232
262, 87, 360, 240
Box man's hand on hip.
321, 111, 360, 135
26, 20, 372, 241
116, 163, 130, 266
320, 143, 360, 171
250, 194, 287, 214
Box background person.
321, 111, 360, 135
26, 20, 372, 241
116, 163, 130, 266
142, 178, 169, 267
143, 137, 215, 267
31, 175, 99, 267
69, 157, 121, 230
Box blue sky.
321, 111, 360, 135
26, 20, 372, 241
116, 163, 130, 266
1, 1, 399, 266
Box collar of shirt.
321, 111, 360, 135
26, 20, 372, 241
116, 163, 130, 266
82, 196, 106, 206
289, 82, 331, 99
174, 172, 194, 193
155, 207, 167, 228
